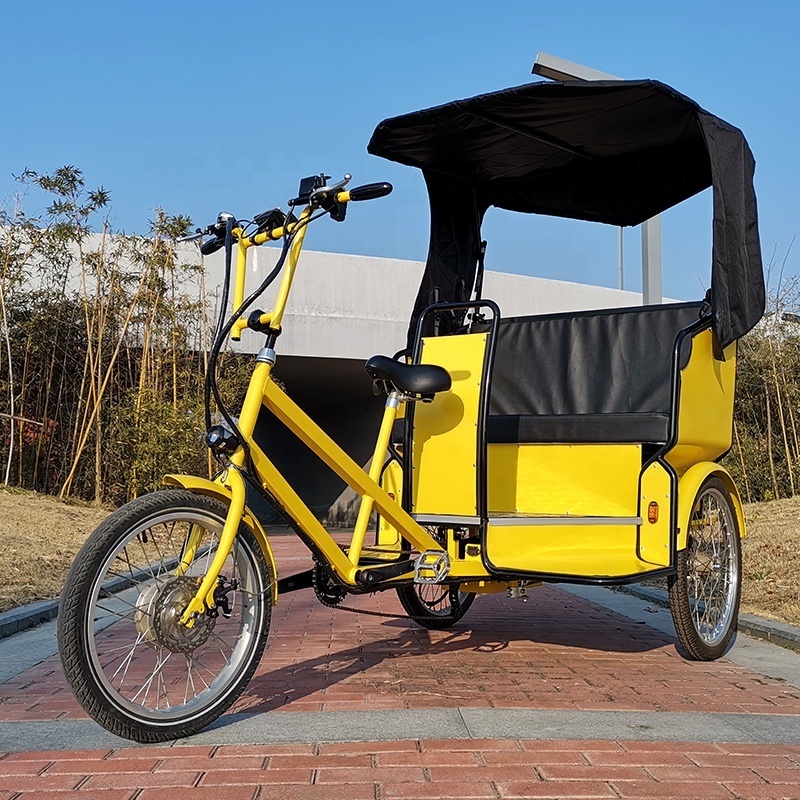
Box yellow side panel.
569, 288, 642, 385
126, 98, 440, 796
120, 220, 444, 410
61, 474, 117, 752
412, 333, 488, 517
638, 460, 672, 567
484, 523, 652, 578
667, 331, 737, 472
488, 443, 641, 517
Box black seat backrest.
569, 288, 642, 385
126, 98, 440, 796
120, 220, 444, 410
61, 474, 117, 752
489, 302, 704, 417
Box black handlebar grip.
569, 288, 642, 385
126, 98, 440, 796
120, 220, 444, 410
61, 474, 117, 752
200, 236, 225, 256
348, 182, 393, 202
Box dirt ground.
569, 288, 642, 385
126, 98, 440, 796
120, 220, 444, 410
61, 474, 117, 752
0, 486, 797, 627
0, 487, 110, 612
741, 496, 800, 625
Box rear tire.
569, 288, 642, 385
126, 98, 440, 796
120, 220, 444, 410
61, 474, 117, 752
668, 477, 741, 660
397, 584, 475, 629
58, 489, 272, 742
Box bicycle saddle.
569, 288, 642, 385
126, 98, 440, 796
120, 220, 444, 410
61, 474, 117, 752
365, 355, 451, 397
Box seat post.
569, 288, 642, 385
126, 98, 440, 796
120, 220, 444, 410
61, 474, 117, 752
348, 391, 403, 566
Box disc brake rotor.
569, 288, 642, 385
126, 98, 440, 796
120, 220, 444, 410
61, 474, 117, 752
135, 576, 216, 653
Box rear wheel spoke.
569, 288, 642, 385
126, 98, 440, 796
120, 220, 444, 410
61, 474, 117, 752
669, 479, 741, 660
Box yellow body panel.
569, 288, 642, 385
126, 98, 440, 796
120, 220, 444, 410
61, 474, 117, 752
484, 522, 652, 577
638, 460, 672, 567
163, 473, 279, 605
412, 333, 488, 517
483, 444, 676, 578
667, 330, 737, 471
488, 443, 641, 516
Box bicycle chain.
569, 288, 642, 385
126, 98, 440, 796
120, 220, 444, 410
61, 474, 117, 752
308, 525, 454, 620
310, 559, 465, 622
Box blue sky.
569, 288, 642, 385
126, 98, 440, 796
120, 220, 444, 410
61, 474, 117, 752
2, 1, 798, 302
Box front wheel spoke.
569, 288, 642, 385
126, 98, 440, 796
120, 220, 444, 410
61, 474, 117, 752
184, 658, 196, 703
94, 604, 136, 622
148, 534, 170, 578
157, 670, 170, 709
109, 630, 149, 685
187, 654, 213, 693
189, 652, 218, 685
208, 630, 238, 657
131, 651, 172, 704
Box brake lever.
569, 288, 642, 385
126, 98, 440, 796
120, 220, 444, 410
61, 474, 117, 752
177, 228, 205, 243
309, 173, 351, 205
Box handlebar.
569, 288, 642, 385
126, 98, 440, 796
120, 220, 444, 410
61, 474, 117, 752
191, 177, 392, 252
336, 182, 393, 203
200, 236, 225, 256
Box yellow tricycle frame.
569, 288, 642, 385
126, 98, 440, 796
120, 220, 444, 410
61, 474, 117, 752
175, 201, 489, 624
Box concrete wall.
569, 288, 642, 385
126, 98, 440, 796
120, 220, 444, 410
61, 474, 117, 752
199, 246, 645, 360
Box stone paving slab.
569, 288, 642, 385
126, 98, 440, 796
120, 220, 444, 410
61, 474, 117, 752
4, 707, 800, 754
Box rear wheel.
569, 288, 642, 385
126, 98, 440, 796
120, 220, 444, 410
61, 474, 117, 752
58, 490, 272, 742
397, 583, 475, 629
668, 477, 741, 660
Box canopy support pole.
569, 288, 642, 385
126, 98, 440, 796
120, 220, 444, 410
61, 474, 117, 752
642, 216, 663, 305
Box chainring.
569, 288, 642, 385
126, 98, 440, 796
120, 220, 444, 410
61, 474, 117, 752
312, 560, 347, 607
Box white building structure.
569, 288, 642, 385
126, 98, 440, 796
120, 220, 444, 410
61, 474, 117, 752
201, 246, 646, 360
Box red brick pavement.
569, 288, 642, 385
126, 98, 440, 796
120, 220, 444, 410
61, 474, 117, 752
1, 532, 800, 721
1, 739, 800, 799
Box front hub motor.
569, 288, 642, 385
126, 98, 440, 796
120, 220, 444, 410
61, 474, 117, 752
136, 576, 215, 653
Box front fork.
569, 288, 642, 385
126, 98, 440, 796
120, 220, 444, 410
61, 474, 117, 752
179, 468, 248, 627
180, 356, 274, 628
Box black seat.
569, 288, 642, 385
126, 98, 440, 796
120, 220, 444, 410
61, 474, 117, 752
365, 355, 451, 396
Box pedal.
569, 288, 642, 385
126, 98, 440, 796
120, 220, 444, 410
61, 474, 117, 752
414, 550, 450, 584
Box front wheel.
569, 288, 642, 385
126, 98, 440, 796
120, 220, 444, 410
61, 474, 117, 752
668, 477, 741, 660
397, 583, 475, 629
57, 489, 272, 742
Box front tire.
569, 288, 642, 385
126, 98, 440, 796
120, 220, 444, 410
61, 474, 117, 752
668, 477, 741, 660
397, 584, 475, 629
58, 489, 272, 742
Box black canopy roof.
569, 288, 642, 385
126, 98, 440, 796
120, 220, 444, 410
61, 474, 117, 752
368, 79, 764, 350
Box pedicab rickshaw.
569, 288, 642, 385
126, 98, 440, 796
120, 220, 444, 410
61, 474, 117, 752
58, 78, 764, 742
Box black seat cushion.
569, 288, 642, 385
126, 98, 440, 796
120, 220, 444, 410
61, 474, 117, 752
487, 413, 670, 444
365, 355, 451, 396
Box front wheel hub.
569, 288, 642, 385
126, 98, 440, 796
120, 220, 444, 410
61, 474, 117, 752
135, 576, 216, 653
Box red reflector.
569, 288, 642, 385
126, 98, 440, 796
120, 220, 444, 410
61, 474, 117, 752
388, 492, 395, 501
647, 501, 659, 524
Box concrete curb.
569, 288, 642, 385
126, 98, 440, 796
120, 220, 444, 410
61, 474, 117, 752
0, 597, 59, 639
618, 584, 800, 654
4, 707, 800, 752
